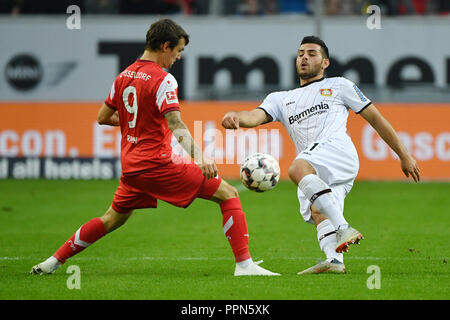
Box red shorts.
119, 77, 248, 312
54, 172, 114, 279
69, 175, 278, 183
111, 160, 222, 213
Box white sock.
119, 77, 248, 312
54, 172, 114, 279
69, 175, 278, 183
316, 219, 343, 263
298, 174, 348, 230
237, 258, 253, 268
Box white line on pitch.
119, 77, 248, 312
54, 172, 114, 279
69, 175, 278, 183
1, 256, 446, 261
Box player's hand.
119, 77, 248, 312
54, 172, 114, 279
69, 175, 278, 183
198, 155, 218, 179
400, 154, 420, 182
222, 112, 240, 129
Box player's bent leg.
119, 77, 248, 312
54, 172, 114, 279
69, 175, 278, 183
101, 206, 132, 233
291, 159, 348, 229
310, 192, 363, 254
30, 206, 132, 275
312, 208, 340, 262
208, 179, 239, 203
288, 159, 316, 185
203, 179, 279, 276
294, 200, 346, 275
297, 172, 349, 231
297, 207, 345, 275
310, 205, 328, 227
204, 180, 250, 262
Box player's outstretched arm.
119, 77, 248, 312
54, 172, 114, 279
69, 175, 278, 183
97, 103, 120, 126
359, 103, 420, 182
222, 109, 271, 129
165, 110, 218, 179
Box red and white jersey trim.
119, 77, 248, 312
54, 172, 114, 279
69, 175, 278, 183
156, 73, 179, 110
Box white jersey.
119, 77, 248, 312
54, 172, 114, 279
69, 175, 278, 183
258, 77, 371, 153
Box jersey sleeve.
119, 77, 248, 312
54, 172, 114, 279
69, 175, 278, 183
156, 73, 181, 115
339, 78, 372, 114
256, 92, 283, 122
104, 78, 118, 110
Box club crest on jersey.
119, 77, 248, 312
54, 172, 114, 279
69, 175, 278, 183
320, 89, 332, 96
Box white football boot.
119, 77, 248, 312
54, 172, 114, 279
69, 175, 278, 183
297, 258, 346, 275
335, 226, 364, 253
30, 256, 62, 275
234, 259, 280, 276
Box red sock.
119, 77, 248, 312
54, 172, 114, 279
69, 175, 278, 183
219, 198, 251, 262
53, 218, 106, 264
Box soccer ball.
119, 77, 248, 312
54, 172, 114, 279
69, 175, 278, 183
240, 153, 280, 192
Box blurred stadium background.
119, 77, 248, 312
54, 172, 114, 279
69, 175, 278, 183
0, 0, 449, 302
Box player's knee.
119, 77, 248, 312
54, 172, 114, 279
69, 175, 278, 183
101, 207, 131, 233
288, 160, 316, 185
223, 184, 239, 200
288, 164, 298, 183
288, 162, 305, 185
214, 181, 239, 202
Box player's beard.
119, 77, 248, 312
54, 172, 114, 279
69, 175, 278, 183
297, 61, 323, 80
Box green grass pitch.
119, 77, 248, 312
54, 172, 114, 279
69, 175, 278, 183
0, 179, 448, 300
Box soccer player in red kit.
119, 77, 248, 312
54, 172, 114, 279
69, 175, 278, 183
30, 19, 279, 276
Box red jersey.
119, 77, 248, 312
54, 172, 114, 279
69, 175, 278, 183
105, 60, 180, 174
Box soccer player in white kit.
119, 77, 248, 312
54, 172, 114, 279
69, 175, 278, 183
222, 36, 421, 274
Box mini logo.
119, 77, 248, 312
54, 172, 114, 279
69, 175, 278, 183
320, 89, 332, 96
5, 54, 43, 91
165, 90, 178, 104
68, 240, 76, 251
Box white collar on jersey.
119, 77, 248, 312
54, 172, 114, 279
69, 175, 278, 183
300, 77, 325, 88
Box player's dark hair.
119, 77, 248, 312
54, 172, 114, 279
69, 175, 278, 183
145, 19, 190, 51
300, 36, 329, 59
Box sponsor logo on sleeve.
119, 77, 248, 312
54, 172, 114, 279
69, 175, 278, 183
165, 90, 178, 104
352, 84, 367, 102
